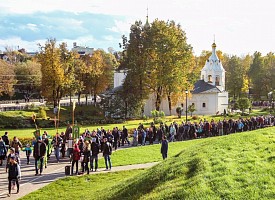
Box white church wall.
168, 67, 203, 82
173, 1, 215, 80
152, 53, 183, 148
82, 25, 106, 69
143, 93, 178, 116
190, 93, 218, 115
114, 72, 126, 88
217, 92, 229, 114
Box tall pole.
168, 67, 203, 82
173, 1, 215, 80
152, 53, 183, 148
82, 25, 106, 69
185, 90, 188, 122
72, 101, 76, 126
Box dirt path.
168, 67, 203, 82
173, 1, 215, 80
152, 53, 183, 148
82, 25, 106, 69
0, 151, 158, 200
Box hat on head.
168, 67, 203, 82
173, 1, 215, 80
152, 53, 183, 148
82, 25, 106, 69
10, 155, 15, 160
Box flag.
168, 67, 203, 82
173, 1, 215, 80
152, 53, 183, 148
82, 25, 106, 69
72, 101, 76, 111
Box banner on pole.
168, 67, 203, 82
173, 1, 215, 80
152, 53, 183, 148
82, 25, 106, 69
73, 125, 80, 139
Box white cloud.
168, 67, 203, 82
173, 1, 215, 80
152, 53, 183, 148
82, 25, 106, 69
0, 0, 275, 55
0, 37, 44, 52
26, 23, 39, 31
107, 19, 133, 34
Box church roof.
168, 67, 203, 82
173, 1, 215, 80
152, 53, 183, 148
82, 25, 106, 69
201, 43, 225, 72
192, 80, 221, 94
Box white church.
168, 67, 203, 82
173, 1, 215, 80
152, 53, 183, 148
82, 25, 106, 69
113, 42, 228, 116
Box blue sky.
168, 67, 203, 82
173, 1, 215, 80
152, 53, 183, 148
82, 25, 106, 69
0, 0, 274, 55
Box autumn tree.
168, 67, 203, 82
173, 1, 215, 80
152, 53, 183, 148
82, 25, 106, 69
37, 39, 64, 107
90, 49, 118, 104
143, 20, 194, 114
0, 60, 16, 97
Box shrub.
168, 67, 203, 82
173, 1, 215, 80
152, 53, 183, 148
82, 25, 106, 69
192, 115, 199, 120
37, 107, 47, 119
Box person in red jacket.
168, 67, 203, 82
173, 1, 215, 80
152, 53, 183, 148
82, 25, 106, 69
71, 143, 80, 175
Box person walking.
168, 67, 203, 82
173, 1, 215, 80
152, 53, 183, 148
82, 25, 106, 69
66, 133, 74, 163
24, 144, 32, 165
7, 155, 21, 197
112, 128, 119, 150
81, 143, 90, 174
2, 131, 9, 150
52, 133, 63, 163
10, 137, 22, 156
90, 137, 100, 172
60, 132, 66, 158
0, 137, 7, 166
122, 126, 130, 146
102, 138, 112, 170
161, 135, 168, 160
132, 128, 138, 146
33, 136, 46, 176
71, 143, 80, 175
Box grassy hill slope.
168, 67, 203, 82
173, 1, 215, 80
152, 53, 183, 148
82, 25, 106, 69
99, 127, 275, 200
21, 127, 275, 200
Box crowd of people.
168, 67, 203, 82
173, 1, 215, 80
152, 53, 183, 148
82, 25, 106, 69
0, 114, 274, 197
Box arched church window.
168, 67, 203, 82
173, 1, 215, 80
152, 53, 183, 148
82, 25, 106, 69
215, 76, 220, 86
208, 75, 212, 83
202, 103, 206, 108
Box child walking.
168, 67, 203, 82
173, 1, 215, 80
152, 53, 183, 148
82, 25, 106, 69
25, 144, 32, 164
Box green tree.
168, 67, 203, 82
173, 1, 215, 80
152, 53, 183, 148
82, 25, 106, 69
223, 55, 245, 99
249, 52, 265, 100
121, 19, 194, 116
14, 60, 42, 99
187, 104, 196, 117
120, 21, 151, 116
145, 20, 194, 113
237, 98, 251, 114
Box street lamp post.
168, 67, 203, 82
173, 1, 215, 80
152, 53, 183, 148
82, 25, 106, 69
185, 90, 188, 122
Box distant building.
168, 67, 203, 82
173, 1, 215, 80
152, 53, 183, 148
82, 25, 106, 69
71, 42, 94, 56
143, 42, 229, 116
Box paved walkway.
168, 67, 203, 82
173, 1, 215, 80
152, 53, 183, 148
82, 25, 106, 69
0, 151, 158, 200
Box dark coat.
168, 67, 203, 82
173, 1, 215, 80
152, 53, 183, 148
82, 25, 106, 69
161, 139, 168, 154
2, 135, 9, 146
91, 142, 100, 156
102, 142, 112, 156
8, 163, 20, 179
33, 141, 46, 159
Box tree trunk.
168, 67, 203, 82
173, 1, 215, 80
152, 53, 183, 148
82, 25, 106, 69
69, 91, 72, 105
124, 101, 128, 119
53, 89, 57, 108
85, 94, 88, 105
94, 93, 97, 105
167, 94, 172, 116
155, 86, 162, 111
78, 92, 81, 104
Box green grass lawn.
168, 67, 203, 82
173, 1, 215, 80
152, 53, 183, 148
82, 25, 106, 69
19, 169, 145, 200
3, 108, 271, 139
21, 126, 275, 199
98, 140, 202, 167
